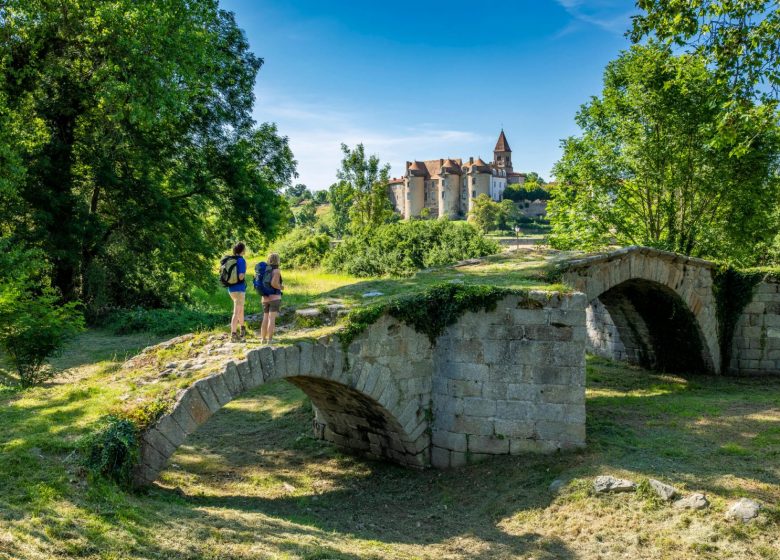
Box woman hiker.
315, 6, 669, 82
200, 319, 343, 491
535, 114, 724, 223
259, 252, 283, 344
228, 242, 247, 342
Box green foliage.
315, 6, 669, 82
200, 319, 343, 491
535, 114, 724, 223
0, 0, 296, 311
335, 143, 394, 235
79, 416, 139, 488
292, 201, 318, 228
503, 182, 551, 202
711, 266, 765, 369
339, 283, 522, 349
631, 0, 780, 102
549, 43, 780, 263
325, 219, 498, 277
270, 228, 332, 269
468, 194, 510, 233
101, 307, 226, 337
0, 240, 84, 387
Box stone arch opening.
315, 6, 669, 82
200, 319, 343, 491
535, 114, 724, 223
586, 279, 709, 373
287, 376, 424, 468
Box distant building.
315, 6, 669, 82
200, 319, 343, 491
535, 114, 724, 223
388, 130, 527, 219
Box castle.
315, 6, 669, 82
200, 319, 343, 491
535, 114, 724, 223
387, 130, 526, 219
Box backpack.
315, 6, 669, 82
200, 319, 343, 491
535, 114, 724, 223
219, 255, 240, 287
254, 261, 279, 296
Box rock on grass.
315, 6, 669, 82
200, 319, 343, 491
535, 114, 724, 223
594, 475, 636, 493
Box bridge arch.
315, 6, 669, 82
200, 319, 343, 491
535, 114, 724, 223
562, 246, 721, 374
132, 317, 434, 487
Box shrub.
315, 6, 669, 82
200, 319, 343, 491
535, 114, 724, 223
0, 241, 84, 387
80, 416, 140, 487
325, 219, 498, 277
270, 228, 332, 269
102, 307, 226, 336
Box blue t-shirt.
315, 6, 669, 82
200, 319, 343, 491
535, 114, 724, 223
227, 256, 247, 292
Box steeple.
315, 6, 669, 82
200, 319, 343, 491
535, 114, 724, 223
494, 129, 511, 153
493, 129, 512, 172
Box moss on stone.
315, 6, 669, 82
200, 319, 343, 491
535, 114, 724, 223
338, 283, 533, 350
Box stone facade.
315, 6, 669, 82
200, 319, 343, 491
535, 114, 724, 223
729, 276, 780, 374
387, 130, 527, 219
132, 291, 586, 486
430, 292, 586, 467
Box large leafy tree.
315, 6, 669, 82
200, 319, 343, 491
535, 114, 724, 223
335, 143, 393, 234
549, 44, 779, 264
0, 0, 295, 309
631, 0, 780, 102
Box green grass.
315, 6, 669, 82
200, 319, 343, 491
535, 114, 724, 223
2, 333, 779, 559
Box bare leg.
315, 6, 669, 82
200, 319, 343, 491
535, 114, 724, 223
260, 312, 269, 341
266, 311, 278, 343
230, 292, 240, 334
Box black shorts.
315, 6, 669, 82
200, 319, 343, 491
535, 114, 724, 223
262, 300, 281, 313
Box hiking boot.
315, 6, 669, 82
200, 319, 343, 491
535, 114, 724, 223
240, 325, 247, 340
230, 332, 240, 343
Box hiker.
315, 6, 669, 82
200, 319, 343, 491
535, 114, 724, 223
220, 242, 247, 342
259, 252, 283, 344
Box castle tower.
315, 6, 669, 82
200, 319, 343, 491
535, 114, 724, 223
493, 129, 512, 173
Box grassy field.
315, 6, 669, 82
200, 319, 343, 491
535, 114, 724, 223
2, 330, 779, 559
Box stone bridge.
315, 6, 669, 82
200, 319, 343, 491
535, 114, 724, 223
132, 247, 780, 486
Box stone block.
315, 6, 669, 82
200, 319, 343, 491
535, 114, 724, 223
506, 383, 538, 401
235, 360, 255, 391
143, 427, 176, 458
452, 415, 493, 436
283, 345, 300, 376
467, 434, 509, 454
178, 386, 213, 425
140, 440, 168, 471
438, 362, 490, 381
170, 398, 198, 435
539, 385, 584, 405
431, 446, 450, 468
245, 349, 265, 386
462, 397, 496, 417
493, 419, 534, 439
222, 362, 244, 396
258, 346, 276, 380
450, 450, 468, 467
155, 414, 186, 447
298, 341, 314, 375
432, 429, 467, 452
207, 373, 233, 407
192, 378, 221, 413
311, 343, 326, 376
496, 400, 531, 421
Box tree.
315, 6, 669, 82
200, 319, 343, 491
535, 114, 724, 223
336, 143, 394, 233
285, 183, 313, 204
312, 190, 328, 205
524, 172, 546, 186
631, 1, 780, 102
497, 199, 519, 233
293, 201, 317, 228
327, 181, 355, 238
0, 241, 84, 387
468, 194, 502, 233
549, 44, 780, 264
0, 0, 296, 310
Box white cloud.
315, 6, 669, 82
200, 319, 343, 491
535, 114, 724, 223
553, 0, 635, 35
253, 91, 491, 189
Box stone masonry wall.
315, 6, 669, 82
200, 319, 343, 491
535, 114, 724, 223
429, 292, 587, 468
730, 277, 780, 375
586, 295, 655, 367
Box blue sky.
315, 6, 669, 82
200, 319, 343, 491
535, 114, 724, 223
221, 0, 639, 189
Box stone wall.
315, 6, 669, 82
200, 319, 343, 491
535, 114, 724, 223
133, 290, 589, 486
586, 294, 655, 367
429, 292, 587, 468
729, 277, 780, 375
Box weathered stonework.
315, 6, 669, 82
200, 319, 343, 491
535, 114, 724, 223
132, 291, 586, 486
562, 246, 720, 373
132, 247, 780, 487
729, 276, 780, 375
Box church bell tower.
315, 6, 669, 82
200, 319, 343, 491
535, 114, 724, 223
493, 129, 512, 173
